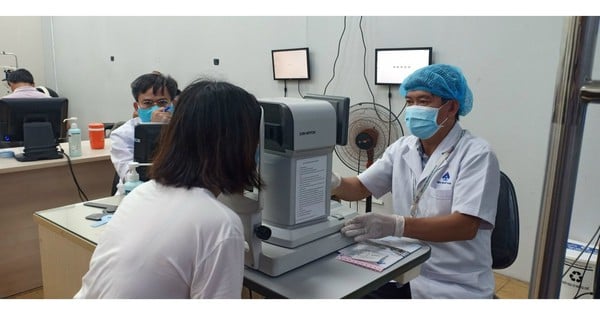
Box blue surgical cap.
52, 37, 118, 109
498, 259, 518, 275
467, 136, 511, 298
400, 64, 473, 116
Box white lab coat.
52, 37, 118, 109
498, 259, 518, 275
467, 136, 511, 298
358, 123, 500, 298
109, 117, 140, 194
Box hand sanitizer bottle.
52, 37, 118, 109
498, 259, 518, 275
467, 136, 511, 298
63, 117, 82, 157
123, 162, 145, 195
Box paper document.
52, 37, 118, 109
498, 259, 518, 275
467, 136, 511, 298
336, 236, 422, 272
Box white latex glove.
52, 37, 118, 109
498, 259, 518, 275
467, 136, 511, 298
341, 212, 405, 242
331, 172, 341, 191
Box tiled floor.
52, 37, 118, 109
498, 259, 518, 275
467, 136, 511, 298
5, 287, 44, 299
494, 272, 529, 298
7, 273, 529, 299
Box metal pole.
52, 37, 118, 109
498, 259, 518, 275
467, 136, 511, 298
529, 16, 599, 298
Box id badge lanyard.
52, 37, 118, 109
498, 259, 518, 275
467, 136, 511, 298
410, 130, 465, 218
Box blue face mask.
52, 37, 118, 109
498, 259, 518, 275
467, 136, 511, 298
405, 104, 449, 140
138, 105, 160, 123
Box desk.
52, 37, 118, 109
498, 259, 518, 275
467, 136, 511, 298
0, 140, 114, 297
34, 196, 430, 299
244, 245, 430, 298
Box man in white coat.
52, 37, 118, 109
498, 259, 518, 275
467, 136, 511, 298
333, 64, 500, 298
110, 71, 178, 194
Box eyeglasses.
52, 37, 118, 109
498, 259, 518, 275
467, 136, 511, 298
405, 96, 450, 108
139, 99, 171, 108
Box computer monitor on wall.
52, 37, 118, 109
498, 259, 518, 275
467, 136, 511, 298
271, 47, 310, 80
0, 97, 68, 148
375, 47, 432, 85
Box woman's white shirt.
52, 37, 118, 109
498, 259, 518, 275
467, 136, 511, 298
74, 181, 245, 298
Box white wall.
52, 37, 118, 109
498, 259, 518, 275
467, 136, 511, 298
9, 16, 600, 284
0, 16, 47, 96
40, 16, 307, 127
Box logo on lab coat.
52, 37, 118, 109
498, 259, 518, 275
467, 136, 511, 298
437, 171, 451, 185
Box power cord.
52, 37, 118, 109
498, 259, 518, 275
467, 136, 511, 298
58, 144, 89, 202
358, 16, 400, 130
351, 101, 404, 126
561, 224, 600, 298
562, 225, 600, 279
297, 81, 304, 98
573, 228, 600, 298
356, 149, 362, 213
323, 16, 347, 95
387, 86, 408, 144
388, 85, 392, 146
359, 16, 376, 109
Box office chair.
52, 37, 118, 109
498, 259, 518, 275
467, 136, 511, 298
36, 86, 59, 97
104, 120, 126, 138
107, 121, 126, 195
492, 171, 520, 269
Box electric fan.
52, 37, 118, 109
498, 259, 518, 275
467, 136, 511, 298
335, 103, 404, 211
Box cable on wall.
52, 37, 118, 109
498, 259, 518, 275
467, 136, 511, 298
358, 16, 406, 139
323, 16, 347, 95
297, 81, 304, 97
359, 16, 376, 107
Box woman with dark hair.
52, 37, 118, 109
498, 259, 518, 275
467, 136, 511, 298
75, 79, 263, 299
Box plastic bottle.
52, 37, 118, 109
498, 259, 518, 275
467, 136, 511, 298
63, 117, 82, 157
123, 162, 150, 195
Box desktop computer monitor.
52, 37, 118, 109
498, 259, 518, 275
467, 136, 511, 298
0, 97, 69, 148
133, 122, 167, 181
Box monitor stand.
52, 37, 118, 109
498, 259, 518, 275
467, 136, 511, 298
14, 122, 64, 162
15, 147, 63, 162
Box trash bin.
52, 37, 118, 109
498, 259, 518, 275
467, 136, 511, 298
560, 239, 598, 299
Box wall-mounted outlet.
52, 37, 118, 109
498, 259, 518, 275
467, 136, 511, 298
372, 198, 384, 205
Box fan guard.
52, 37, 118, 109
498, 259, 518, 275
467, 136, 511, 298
335, 103, 403, 173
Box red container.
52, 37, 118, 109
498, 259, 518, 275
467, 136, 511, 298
88, 123, 105, 149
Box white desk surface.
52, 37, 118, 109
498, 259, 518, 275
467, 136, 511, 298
35, 196, 430, 299
0, 139, 112, 174
34, 195, 122, 246
244, 243, 430, 298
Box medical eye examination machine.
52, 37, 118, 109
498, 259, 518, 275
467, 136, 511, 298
218, 96, 357, 276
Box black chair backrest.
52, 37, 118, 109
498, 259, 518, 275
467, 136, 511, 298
491, 171, 520, 269
108, 121, 126, 195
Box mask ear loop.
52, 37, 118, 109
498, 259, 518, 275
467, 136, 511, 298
437, 101, 451, 128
